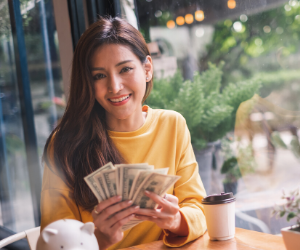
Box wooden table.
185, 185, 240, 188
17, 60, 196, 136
120, 228, 285, 250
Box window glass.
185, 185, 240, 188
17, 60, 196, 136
0, 0, 64, 231
21, 0, 65, 154
0, 0, 35, 232
139, 0, 300, 234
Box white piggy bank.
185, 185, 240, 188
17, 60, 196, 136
37, 219, 99, 250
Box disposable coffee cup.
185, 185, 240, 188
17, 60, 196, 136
202, 192, 236, 241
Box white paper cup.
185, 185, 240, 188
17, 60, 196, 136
202, 192, 235, 241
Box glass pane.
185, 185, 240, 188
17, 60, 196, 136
140, 0, 300, 234
21, 0, 65, 156
0, 0, 33, 231
0, 0, 65, 232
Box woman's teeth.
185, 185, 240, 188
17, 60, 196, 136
109, 95, 130, 103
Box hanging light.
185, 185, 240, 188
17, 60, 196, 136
228, 0, 236, 9
167, 20, 175, 29
176, 16, 185, 26
195, 10, 204, 22
185, 14, 194, 24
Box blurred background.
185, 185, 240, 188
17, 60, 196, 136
0, 0, 299, 236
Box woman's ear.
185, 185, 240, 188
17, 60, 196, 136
144, 55, 153, 81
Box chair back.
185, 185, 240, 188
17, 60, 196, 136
25, 227, 40, 250
0, 226, 40, 250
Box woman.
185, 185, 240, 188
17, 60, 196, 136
41, 17, 207, 250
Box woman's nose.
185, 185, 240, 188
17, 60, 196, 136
108, 75, 123, 93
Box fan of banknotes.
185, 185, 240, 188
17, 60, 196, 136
84, 162, 181, 231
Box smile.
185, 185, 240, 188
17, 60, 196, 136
108, 94, 132, 106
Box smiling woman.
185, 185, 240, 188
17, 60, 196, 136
41, 17, 206, 250
91, 44, 152, 132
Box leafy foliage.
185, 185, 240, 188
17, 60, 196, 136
146, 63, 261, 149
201, 1, 300, 86
272, 188, 300, 229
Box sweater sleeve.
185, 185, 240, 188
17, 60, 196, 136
40, 164, 82, 230
163, 115, 207, 247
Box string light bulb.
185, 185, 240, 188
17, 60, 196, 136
185, 14, 194, 24
176, 16, 185, 26
228, 0, 236, 9
166, 20, 175, 29
195, 10, 204, 22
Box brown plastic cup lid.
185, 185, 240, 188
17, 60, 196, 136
201, 192, 236, 205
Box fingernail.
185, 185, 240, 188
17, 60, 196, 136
127, 200, 133, 205
144, 190, 150, 194
117, 196, 122, 200
134, 206, 139, 210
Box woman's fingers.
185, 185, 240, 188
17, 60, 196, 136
144, 191, 179, 214
135, 214, 157, 221
164, 193, 179, 205
107, 205, 139, 226
135, 208, 172, 220
92, 196, 122, 218
111, 213, 136, 232
103, 200, 133, 219
93, 200, 134, 224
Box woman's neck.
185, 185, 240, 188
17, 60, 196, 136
106, 110, 147, 132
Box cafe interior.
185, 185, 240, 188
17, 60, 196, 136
0, 0, 300, 249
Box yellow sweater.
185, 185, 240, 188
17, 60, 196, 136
40, 106, 207, 249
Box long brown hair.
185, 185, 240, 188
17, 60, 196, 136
43, 16, 153, 211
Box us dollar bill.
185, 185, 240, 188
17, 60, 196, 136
100, 169, 118, 198
94, 173, 109, 199
99, 162, 115, 172
129, 168, 169, 200
84, 162, 115, 201
118, 164, 153, 201
84, 174, 104, 202
115, 165, 122, 196
132, 173, 181, 209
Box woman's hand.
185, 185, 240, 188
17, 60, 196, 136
134, 191, 189, 236
92, 196, 139, 249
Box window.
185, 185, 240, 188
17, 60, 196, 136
0, 0, 64, 231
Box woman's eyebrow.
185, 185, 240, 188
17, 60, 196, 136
91, 60, 133, 71
91, 67, 105, 71
115, 60, 133, 67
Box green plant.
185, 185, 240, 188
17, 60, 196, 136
146, 63, 262, 149
271, 188, 300, 231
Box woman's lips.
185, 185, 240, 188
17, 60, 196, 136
108, 94, 131, 106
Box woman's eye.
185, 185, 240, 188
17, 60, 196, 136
93, 73, 106, 80
120, 67, 133, 73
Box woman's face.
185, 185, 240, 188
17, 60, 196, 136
91, 44, 152, 123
